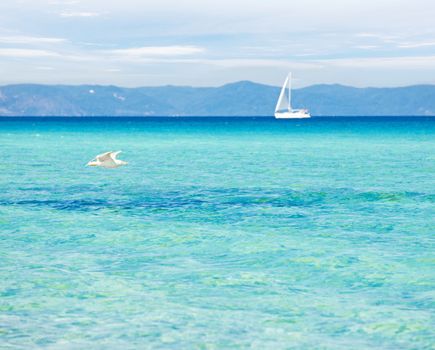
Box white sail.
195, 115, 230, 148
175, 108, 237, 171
275, 75, 290, 113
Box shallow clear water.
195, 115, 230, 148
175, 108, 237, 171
1, 117, 434, 349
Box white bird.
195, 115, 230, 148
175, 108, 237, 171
86, 151, 128, 168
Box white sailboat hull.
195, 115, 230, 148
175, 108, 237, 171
275, 110, 311, 119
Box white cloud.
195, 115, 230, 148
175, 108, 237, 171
59, 11, 100, 17
110, 46, 205, 57
353, 45, 378, 50
0, 36, 66, 44
325, 55, 435, 69
196, 58, 323, 70
49, 1, 80, 4
397, 42, 435, 49
36, 66, 55, 70
355, 33, 380, 38
0, 48, 60, 57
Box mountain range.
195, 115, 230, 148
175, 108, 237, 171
0, 81, 434, 117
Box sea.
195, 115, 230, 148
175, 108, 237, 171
0, 117, 434, 349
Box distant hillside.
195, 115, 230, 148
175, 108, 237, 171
0, 81, 434, 116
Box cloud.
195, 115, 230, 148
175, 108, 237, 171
325, 55, 435, 69
36, 66, 55, 70
110, 46, 205, 57
49, 1, 80, 4
196, 58, 322, 70
355, 32, 387, 39
59, 11, 101, 17
181, 55, 435, 72
353, 45, 378, 50
354, 32, 399, 43
0, 48, 60, 57
0, 36, 66, 44
397, 42, 435, 49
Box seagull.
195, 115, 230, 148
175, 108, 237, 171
86, 151, 128, 168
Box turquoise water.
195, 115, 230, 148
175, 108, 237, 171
1, 117, 434, 349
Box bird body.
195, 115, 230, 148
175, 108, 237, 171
87, 151, 128, 168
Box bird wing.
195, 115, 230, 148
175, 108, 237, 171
110, 151, 122, 160
96, 151, 114, 162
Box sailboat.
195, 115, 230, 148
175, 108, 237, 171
274, 73, 310, 119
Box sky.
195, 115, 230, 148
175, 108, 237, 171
0, 0, 435, 87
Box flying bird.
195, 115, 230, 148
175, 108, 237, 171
87, 151, 128, 168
